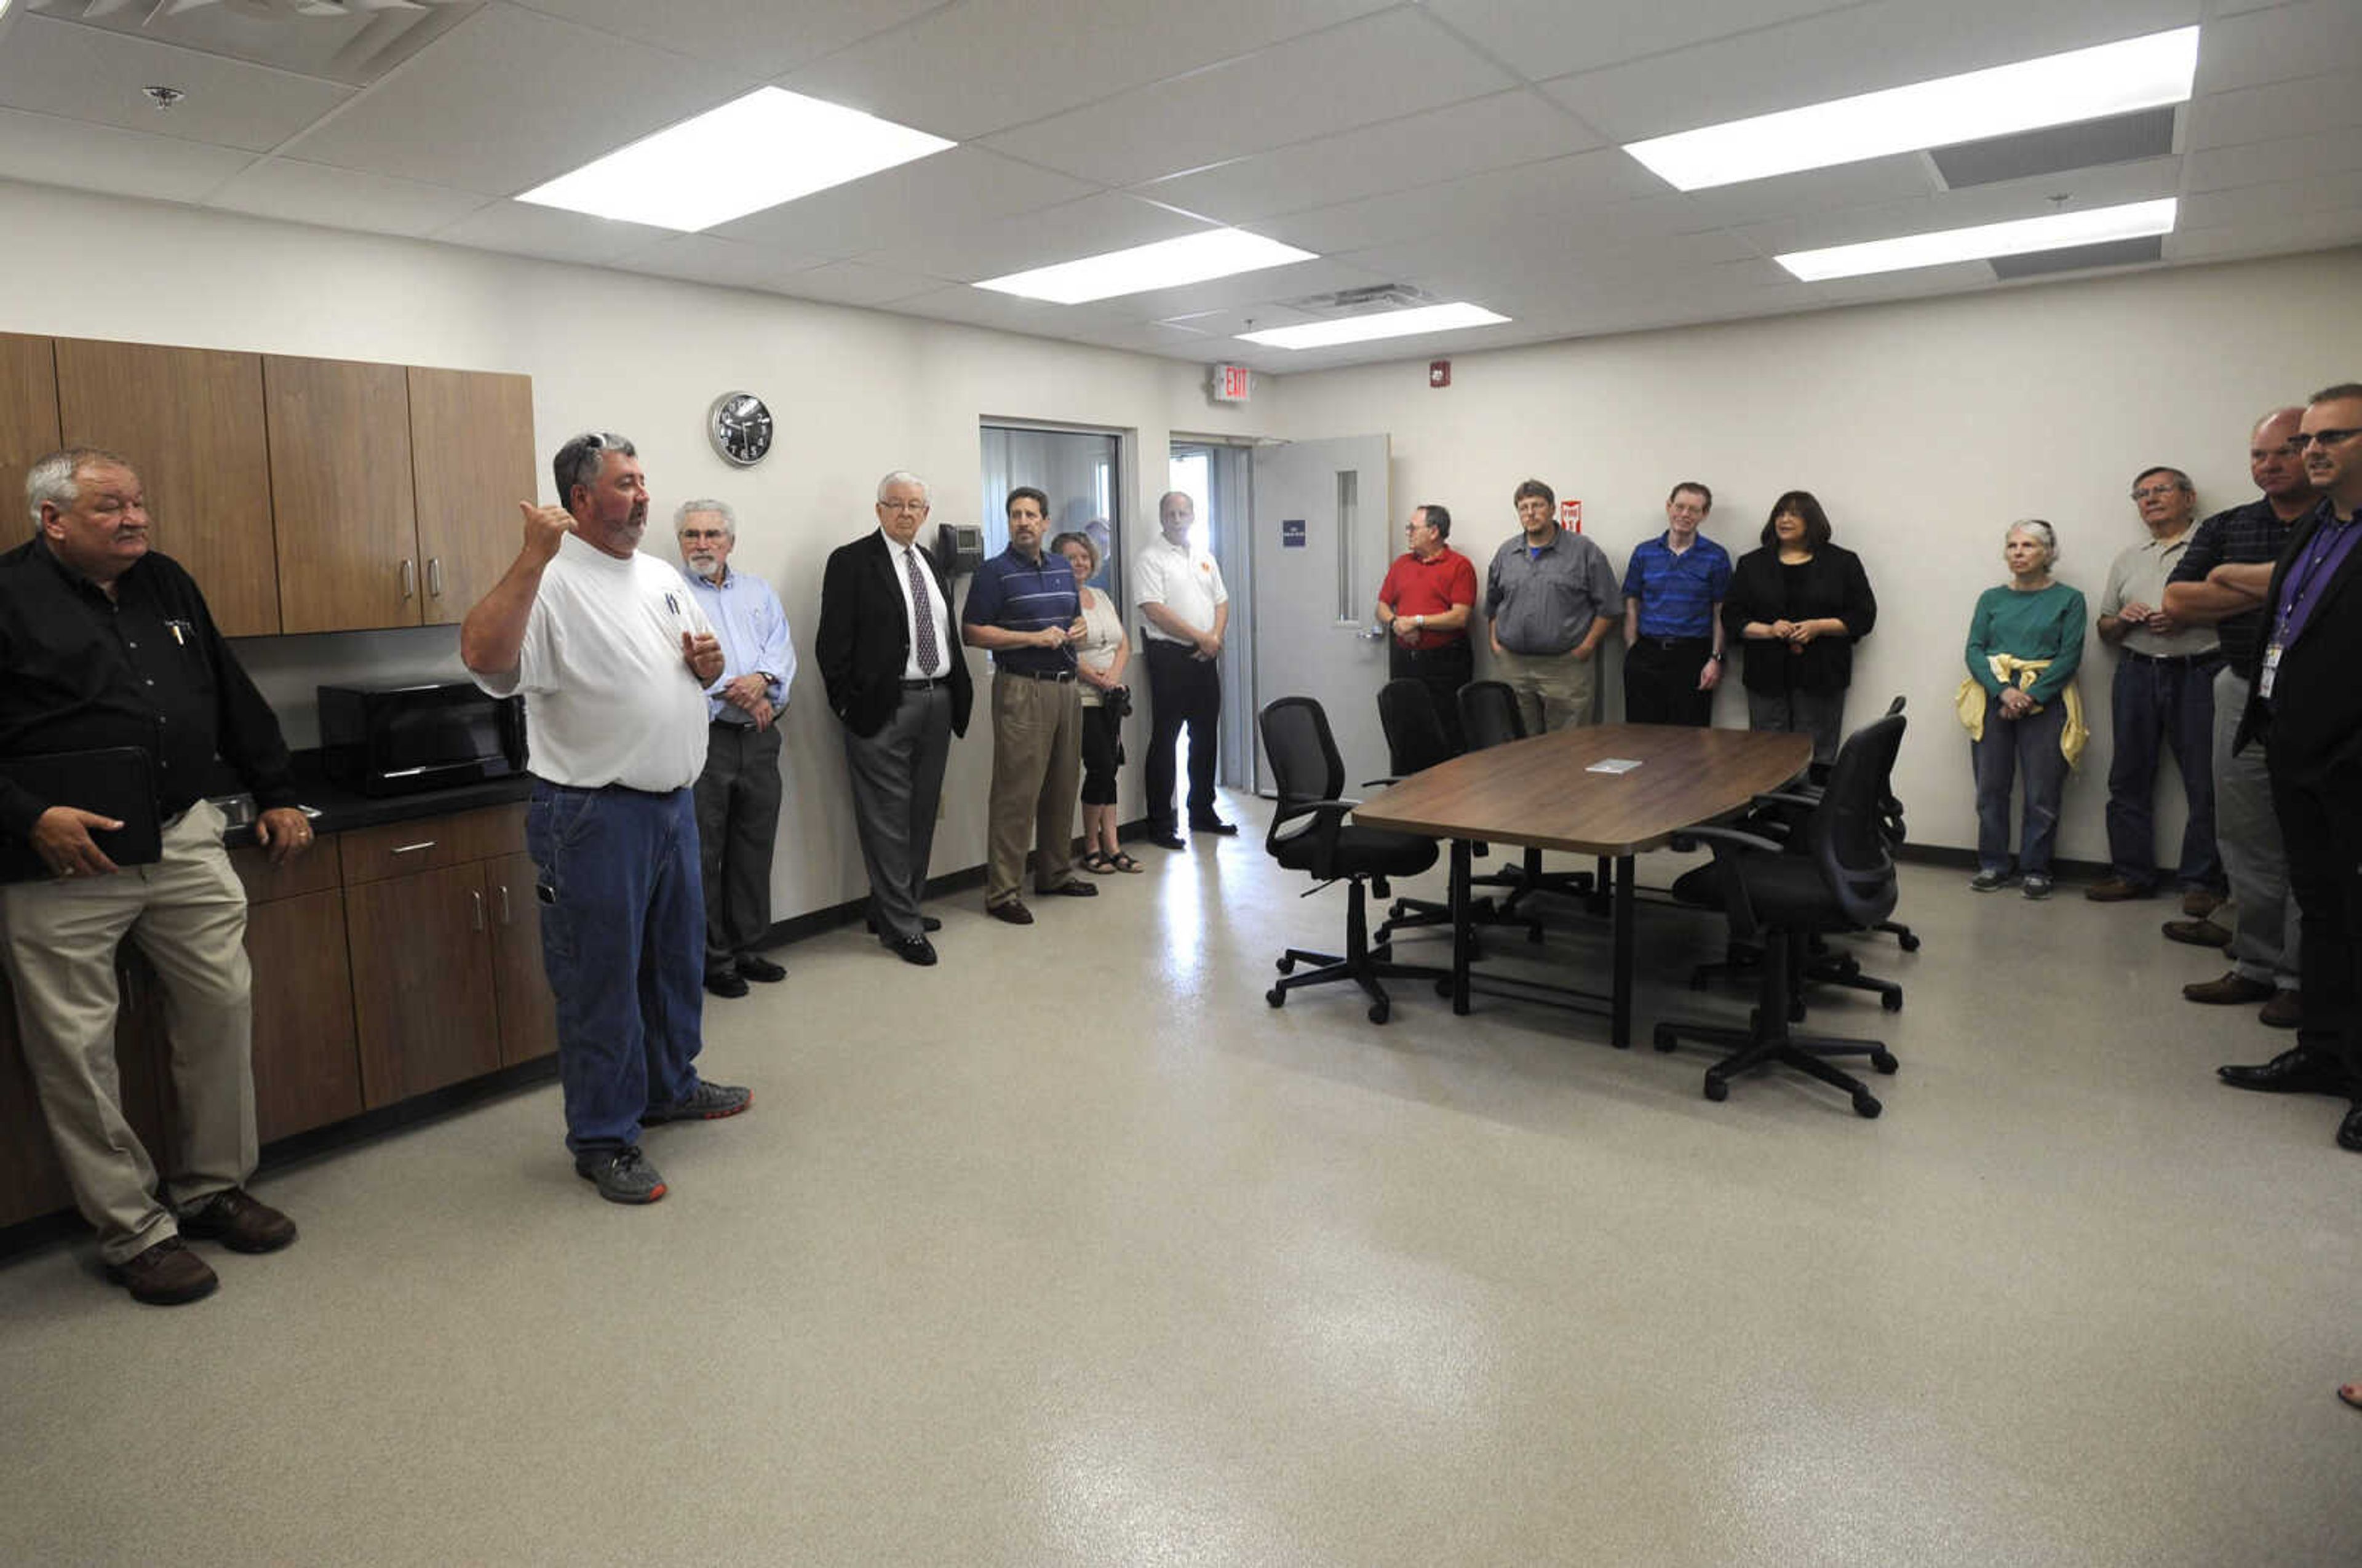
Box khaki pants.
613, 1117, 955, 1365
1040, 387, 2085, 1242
1493, 645, 1599, 734
985, 672, 1083, 904
1, 801, 256, 1263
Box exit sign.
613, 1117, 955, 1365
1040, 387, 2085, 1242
1211, 364, 1252, 403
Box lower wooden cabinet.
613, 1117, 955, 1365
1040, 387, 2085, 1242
487, 852, 557, 1067
245, 888, 364, 1144
346, 859, 504, 1107
0, 960, 174, 1231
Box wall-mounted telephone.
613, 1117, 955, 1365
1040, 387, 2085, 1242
935, 523, 985, 576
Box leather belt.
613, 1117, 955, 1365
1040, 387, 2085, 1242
900, 676, 951, 690
2124, 649, 2222, 666
999, 667, 1076, 682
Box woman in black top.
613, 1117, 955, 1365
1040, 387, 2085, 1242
1721, 490, 1878, 766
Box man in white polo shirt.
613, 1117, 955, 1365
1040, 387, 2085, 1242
461, 432, 752, 1206
1132, 490, 1232, 849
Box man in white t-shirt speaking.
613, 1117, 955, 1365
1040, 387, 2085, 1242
461, 432, 752, 1206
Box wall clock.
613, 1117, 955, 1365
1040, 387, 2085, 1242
707, 391, 774, 467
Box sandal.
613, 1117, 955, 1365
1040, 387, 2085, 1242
1079, 850, 1115, 875
1108, 851, 1143, 874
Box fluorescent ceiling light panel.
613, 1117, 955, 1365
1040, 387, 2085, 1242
1624, 26, 2199, 191
1775, 197, 2177, 281
1236, 303, 1511, 351
975, 229, 1316, 304
517, 89, 953, 233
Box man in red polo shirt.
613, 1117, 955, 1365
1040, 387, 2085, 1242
1375, 502, 1479, 753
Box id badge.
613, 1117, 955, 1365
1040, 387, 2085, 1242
2259, 642, 2282, 700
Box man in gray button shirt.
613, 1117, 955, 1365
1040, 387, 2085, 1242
2089, 465, 2225, 907
1484, 478, 1621, 733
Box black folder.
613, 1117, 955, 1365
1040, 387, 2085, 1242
0, 748, 162, 883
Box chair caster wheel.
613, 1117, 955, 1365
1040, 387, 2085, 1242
1388, 901, 1409, 921
1852, 1091, 1882, 1118
1275, 957, 1294, 974
1703, 1077, 1728, 1102
1898, 933, 1922, 952
1367, 1000, 1390, 1025
1652, 1024, 1677, 1053
1871, 1049, 1898, 1074
1880, 992, 1903, 1013
1265, 988, 1285, 1008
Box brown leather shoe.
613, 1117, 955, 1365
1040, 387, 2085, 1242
986, 898, 1035, 925
177, 1187, 298, 1254
2185, 972, 2273, 1005
106, 1236, 218, 1305
2260, 990, 2304, 1029
2161, 918, 2232, 948
2181, 888, 2225, 918
2085, 877, 2153, 902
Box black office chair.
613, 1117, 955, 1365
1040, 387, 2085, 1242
1456, 680, 1601, 912
1369, 681, 1538, 949
1260, 696, 1446, 1025
1651, 710, 1907, 1116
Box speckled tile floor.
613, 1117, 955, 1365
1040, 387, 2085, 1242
2, 792, 2356, 1566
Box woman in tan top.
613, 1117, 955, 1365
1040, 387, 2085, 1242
1056, 530, 1138, 873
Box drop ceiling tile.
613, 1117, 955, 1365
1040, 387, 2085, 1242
609, 234, 829, 293
1095, 258, 1396, 325
777, 0, 1394, 142
2176, 169, 2362, 231
0, 15, 354, 152
1136, 90, 1599, 226
1541, 0, 2201, 143
891, 191, 1214, 285
712, 148, 1092, 260
23, 0, 480, 89
1255, 148, 1668, 255
1422, 0, 1865, 83
2184, 126, 2362, 191
979, 8, 1515, 188
2165, 207, 2362, 260
776, 260, 952, 308
207, 157, 490, 238
279, 5, 757, 197
878, 284, 1092, 337
506, 0, 945, 79
0, 107, 255, 204
2185, 71, 2362, 151
1730, 157, 2182, 256
2196, 0, 2362, 94
1674, 156, 1937, 227
432, 199, 676, 266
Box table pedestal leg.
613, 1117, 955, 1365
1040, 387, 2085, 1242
1450, 838, 1473, 1016
1612, 854, 1636, 1046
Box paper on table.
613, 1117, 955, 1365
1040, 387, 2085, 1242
1585, 758, 1643, 774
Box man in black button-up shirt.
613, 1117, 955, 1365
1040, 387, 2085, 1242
0, 448, 309, 1305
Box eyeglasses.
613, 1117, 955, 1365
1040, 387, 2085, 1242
2129, 484, 2187, 501
2291, 428, 2361, 451
878, 499, 929, 514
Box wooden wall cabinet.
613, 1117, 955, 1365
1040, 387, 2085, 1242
0, 332, 61, 536
266, 355, 420, 634
408, 367, 536, 626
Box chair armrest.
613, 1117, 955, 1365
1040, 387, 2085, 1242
1754, 790, 1820, 810
1668, 824, 1781, 939
1362, 775, 1402, 789
1670, 824, 1784, 857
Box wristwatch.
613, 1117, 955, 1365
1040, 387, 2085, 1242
1708, 650, 1724, 663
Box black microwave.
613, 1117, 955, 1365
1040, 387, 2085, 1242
317, 682, 527, 797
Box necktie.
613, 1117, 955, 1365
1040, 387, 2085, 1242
904, 547, 939, 675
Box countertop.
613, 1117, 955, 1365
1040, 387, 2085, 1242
217, 752, 533, 848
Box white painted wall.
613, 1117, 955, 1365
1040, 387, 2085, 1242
1269, 247, 2362, 866
0, 178, 1272, 921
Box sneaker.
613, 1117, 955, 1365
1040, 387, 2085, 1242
2085, 876, 2152, 902
643, 1080, 752, 1124
2022, 874, 2053, 901
1968, 869, 2017, 893
105, 1236, 218, 1305
2181, 888, 2226, 918
176, 1187, 298, 1253
576, 1146, 666, 1204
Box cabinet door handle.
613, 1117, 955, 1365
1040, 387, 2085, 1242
471, 889, 485, 932
392, 839, 436, 855
427, 557, 444, 598
498, 883, 512, 925
401, 558, 417, 599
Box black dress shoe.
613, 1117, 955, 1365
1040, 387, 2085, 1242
883, 934, 937, 966
1143, 829, 1186, 850
865, 915, 943, 934
704, 971, 749, 999
987, 899, 1035, 925
1038, 880, 1099, 897
2339, 1103, 2362, 1153
2217, 1047, 2348, 1096
1189, 816, 1239, 836
736, 955, 786, 984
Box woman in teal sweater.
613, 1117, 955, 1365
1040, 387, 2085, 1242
1960, 520, 2089, 898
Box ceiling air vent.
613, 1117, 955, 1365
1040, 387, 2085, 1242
1989, 235, 2166, 280
1272, 282, 1442, 318
1931, 106, 2178, 189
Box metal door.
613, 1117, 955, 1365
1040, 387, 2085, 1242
1248, 435, 1391, 792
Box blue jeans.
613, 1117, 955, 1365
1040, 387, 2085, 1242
2104, 653, 2222, 891
525, 781, 706, 1155
1971, 693, 2071, 876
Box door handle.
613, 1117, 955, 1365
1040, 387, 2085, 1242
1356, 623, 1386, 642
427, 557, 443, 599
498, 883, 512, 926
392, 840, 436, 855
471, 889, 485, 933
401, 558, 416, 599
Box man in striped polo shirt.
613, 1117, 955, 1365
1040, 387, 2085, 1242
963, 486, 1096, 924
1619, 482, 1731, 726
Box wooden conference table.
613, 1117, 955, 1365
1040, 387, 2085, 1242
1351, 723, 1813, 1046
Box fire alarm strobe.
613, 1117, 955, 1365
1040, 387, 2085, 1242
1429, 360, 1450, 388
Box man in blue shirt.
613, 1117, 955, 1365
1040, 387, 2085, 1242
678, 500, 794, 998
1620, 481, 1730, 726
962, 487, 1094, 925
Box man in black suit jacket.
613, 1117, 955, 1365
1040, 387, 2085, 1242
816, 471, 973, 966
2217, 382, 2362, 1153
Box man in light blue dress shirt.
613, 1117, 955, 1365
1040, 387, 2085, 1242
677, 500, 793, 998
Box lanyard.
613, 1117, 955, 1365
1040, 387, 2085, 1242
2272, 516, 2356, 645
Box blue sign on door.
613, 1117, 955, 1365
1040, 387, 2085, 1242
1281, 518, 1306, 548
